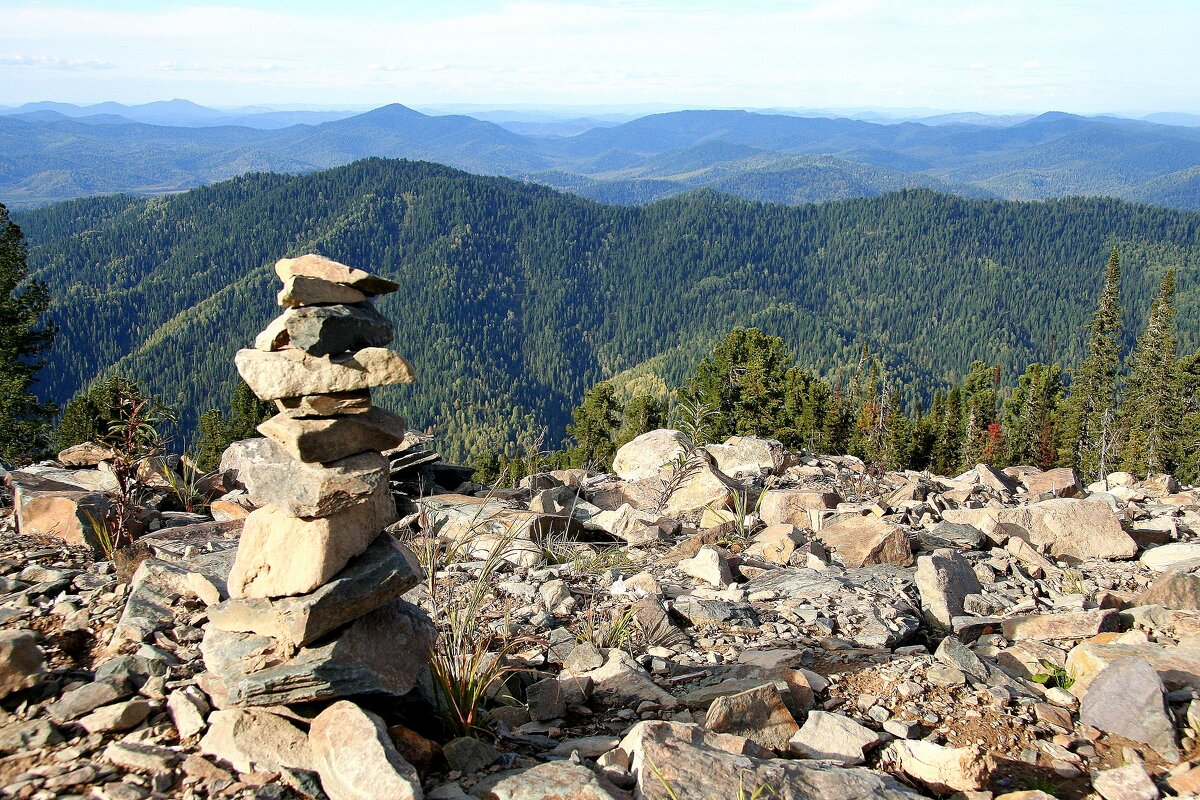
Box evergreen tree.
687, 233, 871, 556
564, 382, 623, 469
616, 394, 667, 448
1174, 349, 1200, 485
0, 203, 57, 464
778, 367, 829, 452
931, 387, 964, 475
1060, 247, 1124, 481
681, 328, 793, 441
822, 378, 853, 455
1119, 269, 1180, 476
55, 375, 144, 452
191, 380, 276, 471
958, 361, 999, 470
1003, 363, 1063, 468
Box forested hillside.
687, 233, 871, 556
16, 158, 1200, 462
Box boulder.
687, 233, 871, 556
884, 740, 993, 793
220, 437, 389, 517
278, 274, 367, 307
255, 303, 393, 357
955, 498, 1137, 562
677, 546, 733, 588
745, 524, 803, 565
0, 630, 45, 699
1092, 762, 1159, 800
1020, 467, 1082, 497
418, 494, 563, 567
258, 407, 406, 463
1066, 637, 1200, 696
199, 708, 312, 773
277, 391, 373, 417
210, 534, 420, 649
1134, 571, 1200, 610
201, 598, 433, 707
57, 441, 114, 466
7, 471, 112, 552
1001, 609, 1119, 641
476, 761, 622, 800
975, 463, 1017, 494
620, 721, 920, 800
758, 489, 842, 527
816, 514, 913, 568
788, 711, 880, 765
703, 436, 784, 478
310, 701, 421, 800
704, 683, 799, 751
227, 483, 397, 599
658, 460, 738, 519
612, 429, 689, 482
1079, 657, 1181, 762
1140, 543, 1200, 572
915, 548, 981, 630
275, 254, 399, 295
572, 649, 678, 710
235, 347, 415, 401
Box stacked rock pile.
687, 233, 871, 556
199, 254, 433, 709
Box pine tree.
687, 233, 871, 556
1003, 363, 1063, 468
190, 380, 273, 471
0, 203, 57, 464
564, 382, 623, 469
958, 361, 999, 470
1119, 268, 1180, 476
681, 328, 793, 440
1060, 247, 1123, 481
616, 394, 667, 448
1174, 349, 1200, 485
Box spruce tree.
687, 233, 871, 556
0, 203, 57, 464
1060, 247, 1123, 481
681, 328, 793, 440
564, 382, 623, 469
1003, 363, 1063, 468
1174, 349, 1200, 485
1119, 269, 1180, 476
958, 361, 999, 470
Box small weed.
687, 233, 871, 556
574, 598, 638, 650
1030, 660, 1075, 691
1022, 775, 1064, 798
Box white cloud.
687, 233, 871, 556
0, 54, 114, 70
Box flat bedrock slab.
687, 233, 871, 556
255, 303, 394, 357
235, 347, 415, 401
258, 407, 406, 463
227, 482, 397, 599
275, 254, 399, 296
220, 437, 388, 518
200, 598, 434, 708
209, 533, 420, 649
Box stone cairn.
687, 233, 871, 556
199, 254, 434, 710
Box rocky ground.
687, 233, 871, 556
2, 430, 1200, 800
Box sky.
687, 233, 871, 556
1, 0, 1198, 114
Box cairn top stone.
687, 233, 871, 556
275, 255, 399, 296
277, 275, 367, 308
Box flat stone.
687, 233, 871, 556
210, 533, 419, 649
6, 471, 112, 553
758, 489, 843, 526
103, 741, 181, 774
915, 548, 980, 630
227, 482, 396, 599
235, 347, 415, 401
277, 390, 373, 417
1092, 762, 1158, 800
622, 721, 919, 800
311, 701, 421, 800
200, 598, 433, 707
948, 498, 1135, 562
256, 303, 393, 357
1140, 542, 1200, 572
278, 274, 368, 307
0, 718, 62, 750
745, 524, 802, 565
816, 514, 913, 568
789, 711, 881, 765
444, 736, 502, 774
0, 630, 45, 699
57, 441, 115, 466
1134, 571, 1200, 610
976, 463, 1017, 493
221, 437, 389, 517
884, 740, 993, 793
1079, 657, 1181, 762
275, 254, 400, 295
672, 595, 759, 627
703, 436, 784, 478
704, 683, 799, 751
1020, 467, 1082, 497
258, 407, 406, 463
1001, 610, 1119, 641
476, 761, 623, 800
78, 699, 153, 733
46, 677, 132, 721
200, 707, 312, 773
167, 686, 210, 740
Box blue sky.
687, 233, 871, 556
2, 0, 1198, 113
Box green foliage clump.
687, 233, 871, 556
192, 380, 274, 471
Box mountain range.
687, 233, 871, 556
5, 102, 1200, 211
15, 158, 1200, 462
